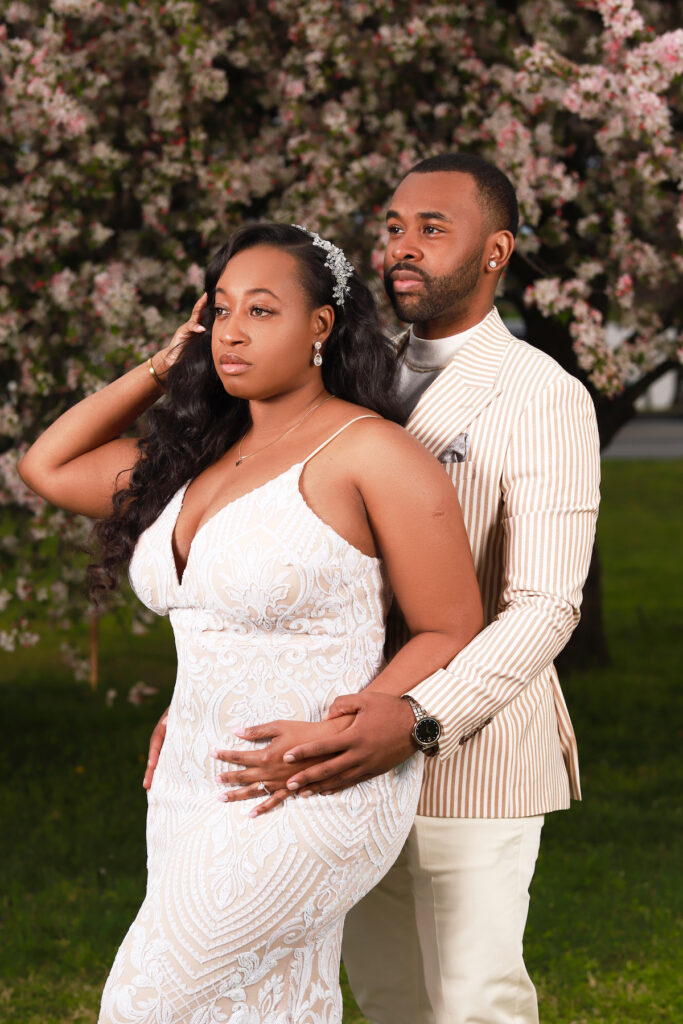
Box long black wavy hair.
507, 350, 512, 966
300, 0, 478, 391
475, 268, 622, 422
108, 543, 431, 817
90, 222, 401, 597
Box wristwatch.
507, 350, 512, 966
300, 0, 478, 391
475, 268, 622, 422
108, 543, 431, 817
402, 695, 441, 756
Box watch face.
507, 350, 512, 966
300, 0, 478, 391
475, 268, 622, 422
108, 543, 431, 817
414, 717, 441, 746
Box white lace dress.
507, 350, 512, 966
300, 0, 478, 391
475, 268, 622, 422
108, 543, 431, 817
99, 422, 423, 1024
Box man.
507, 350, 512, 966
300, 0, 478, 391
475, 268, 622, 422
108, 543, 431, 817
146, 154, 600, 1023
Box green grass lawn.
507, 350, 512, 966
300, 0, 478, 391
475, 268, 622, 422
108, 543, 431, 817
0, 460, 681, 1023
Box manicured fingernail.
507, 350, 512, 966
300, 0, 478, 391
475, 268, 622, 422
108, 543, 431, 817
216, 792, 229, 802
209, 747, 218, 758
232, 727, 246, 738
287, 781, 299, 790
283, 753, 295, 762
248, 809, 258, 818
300, 790, 313, 798
193, 325, 206, 332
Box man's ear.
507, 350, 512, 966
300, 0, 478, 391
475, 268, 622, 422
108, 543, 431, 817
485, 230, 515, 272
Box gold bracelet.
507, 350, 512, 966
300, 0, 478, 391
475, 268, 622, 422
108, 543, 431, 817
148, 357, 166, 391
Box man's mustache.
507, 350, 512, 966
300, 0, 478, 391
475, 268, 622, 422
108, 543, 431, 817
385, 263, 428, 283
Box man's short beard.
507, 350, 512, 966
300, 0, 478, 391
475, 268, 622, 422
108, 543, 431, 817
385, 245, 484, 324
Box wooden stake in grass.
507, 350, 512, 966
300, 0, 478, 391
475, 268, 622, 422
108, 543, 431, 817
89, 611, 98, 690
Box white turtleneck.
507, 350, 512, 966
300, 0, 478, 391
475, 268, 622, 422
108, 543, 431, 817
395, 309, 493, 421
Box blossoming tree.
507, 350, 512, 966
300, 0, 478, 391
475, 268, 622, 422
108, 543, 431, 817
1, 0, 681, 671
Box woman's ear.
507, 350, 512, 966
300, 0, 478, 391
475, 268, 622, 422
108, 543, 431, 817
311, 304, 335, 344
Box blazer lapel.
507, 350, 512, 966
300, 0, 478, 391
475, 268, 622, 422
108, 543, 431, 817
405, 308, 512, 458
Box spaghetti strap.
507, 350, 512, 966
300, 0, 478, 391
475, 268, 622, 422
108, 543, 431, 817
301, 415, 380, 466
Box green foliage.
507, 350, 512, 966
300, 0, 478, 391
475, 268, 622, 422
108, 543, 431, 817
1, 0, 681, 663
524, 460, 683, 1022
0, 460, 681, 1022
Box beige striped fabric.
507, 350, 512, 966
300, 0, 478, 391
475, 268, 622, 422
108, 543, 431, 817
390, 307, 601, 818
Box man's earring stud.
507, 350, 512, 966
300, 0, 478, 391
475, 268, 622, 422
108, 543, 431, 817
488, 259, 497, 269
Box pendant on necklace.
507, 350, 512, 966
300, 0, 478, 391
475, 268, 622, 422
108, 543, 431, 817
235, 458, 244, 467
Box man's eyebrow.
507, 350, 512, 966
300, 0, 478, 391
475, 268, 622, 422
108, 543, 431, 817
418, 211, 452, 222
215, 286, 280, 299
385, 209, 453, 223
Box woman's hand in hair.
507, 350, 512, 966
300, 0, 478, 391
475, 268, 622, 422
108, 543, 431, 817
153, 291, 208, 379
17, 291, 207, 518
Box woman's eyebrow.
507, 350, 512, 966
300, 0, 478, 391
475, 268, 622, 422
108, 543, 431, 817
215, 286, 280, 299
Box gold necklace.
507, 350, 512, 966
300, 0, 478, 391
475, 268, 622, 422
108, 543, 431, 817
236, 394, 333, 467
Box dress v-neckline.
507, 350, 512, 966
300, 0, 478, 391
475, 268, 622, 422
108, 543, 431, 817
169, 461, 381, 588
171, 462, 304, 587
169, 414, 382, 587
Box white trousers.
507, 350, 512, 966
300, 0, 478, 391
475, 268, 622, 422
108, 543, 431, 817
342, 814, 544, 1024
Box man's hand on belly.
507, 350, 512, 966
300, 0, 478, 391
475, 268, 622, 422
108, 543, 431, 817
212, 715, 356, 816
280, 692, 417, 799
218, 692, 418, 816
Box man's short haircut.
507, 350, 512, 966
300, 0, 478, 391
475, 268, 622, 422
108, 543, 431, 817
406, 153, 519, 237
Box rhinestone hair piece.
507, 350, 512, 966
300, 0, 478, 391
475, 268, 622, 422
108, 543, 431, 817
293, 224, 355, 307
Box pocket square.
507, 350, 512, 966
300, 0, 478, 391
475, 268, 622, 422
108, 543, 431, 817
439, 432, 469, 464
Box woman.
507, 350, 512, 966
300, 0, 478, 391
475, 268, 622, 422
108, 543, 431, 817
19, 223, 483, 1023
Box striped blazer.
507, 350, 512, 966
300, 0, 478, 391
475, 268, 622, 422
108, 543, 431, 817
394, 307, 600, 818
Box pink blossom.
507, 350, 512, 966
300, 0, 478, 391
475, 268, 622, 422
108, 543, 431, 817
1, 0, 679, 673
127, 681, 160, 705
615, 274, 633, 296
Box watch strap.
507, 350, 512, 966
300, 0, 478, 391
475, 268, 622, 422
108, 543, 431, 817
402, 695, 440, 756
403, 694, 429, 722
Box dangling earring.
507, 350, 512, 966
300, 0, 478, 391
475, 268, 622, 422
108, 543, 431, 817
488, 259, 497, 269
313, 341, 323, 367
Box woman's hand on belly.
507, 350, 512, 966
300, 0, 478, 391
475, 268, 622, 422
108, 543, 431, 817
143, 707, 169, 790
213, 715, 355, 815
